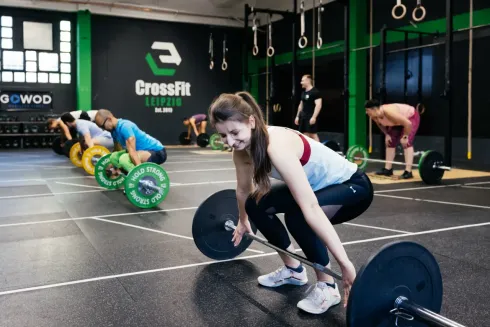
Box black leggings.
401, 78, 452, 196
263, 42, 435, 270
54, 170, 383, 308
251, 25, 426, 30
245, 169, 373, 267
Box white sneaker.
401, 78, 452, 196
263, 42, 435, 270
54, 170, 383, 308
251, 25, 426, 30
257, 266, 308, 287
297, 282, 341, 314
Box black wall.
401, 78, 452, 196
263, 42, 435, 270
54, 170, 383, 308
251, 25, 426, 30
0, 6, 76, 118
91, 15, 243, 145
252, 1, 346, 133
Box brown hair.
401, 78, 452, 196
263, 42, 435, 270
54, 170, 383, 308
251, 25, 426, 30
209, 91, 271, 200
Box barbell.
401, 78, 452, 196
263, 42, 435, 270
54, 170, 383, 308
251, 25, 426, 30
178, 132, 224, 150
90, 150, 170, 209
192, 189, 465, 327
340, 145, 451, 185
64, 143, 170, 209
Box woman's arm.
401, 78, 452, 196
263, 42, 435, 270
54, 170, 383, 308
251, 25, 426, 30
233, 149, 253, 223
267, 131, 351, 267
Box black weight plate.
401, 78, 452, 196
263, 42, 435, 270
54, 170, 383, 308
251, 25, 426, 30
419, 150, 445, 185
179, 132, 191, 145
347, 241, 443, 327
52, 137, 64, 155
192, 189, 258, 260
323, 140, 341, 152
63, 139, 76, 157
196, 133, 209, 148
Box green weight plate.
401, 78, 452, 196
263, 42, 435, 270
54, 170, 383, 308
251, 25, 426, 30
209, 133, 224, 150
346, 145, 369, 170
418, 150, 445, 185
124, 163, 170, 209
94, 153, 126, 190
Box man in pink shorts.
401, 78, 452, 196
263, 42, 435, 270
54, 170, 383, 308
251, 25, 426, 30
365, 99, 424, 179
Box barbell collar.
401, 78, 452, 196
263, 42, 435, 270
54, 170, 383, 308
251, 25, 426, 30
395, 296, 466, 327
224, 220, 343, 280
139, 179, 162, 193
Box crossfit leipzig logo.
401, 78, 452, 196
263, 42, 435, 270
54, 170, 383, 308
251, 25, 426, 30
136, 41, 192, 114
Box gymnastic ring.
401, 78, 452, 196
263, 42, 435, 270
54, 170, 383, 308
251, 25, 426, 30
298, 36, 308, 49
252, 45, 259, 56
222, 61, 228, 71
316, 37, 323, 49
267, 46, 275, 57
391, 4, 407, 20
209, 61, 214, 70
412, 6, 426, 22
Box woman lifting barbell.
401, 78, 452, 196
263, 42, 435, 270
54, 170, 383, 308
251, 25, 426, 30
365, 99, 425, 179
208, 91, 374, 315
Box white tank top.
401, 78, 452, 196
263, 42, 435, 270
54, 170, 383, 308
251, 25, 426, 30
267, 126, 358, 191
57, 110, 98, 121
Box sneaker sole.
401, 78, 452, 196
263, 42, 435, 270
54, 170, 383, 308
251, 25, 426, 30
258, 278, 308, 288
297, 297, 341, 315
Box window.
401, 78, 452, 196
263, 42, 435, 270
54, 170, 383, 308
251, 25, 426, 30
38, 72, 48, 83
60, 42, 70, 53
60, 20, 71, 32
1, 38, 12, 49
0, 17, 72, 85
38, 52, 58, 72
3, 50, 24, 70
60, 52, 71, 63
26, 61, 37, 72
60, 31, 70, 42
61, 73, 70, 84
1, 27, 12, 38
1, 16, 13, 27
14, 72, 25, 82
26, 72, 36, 83
25, 50, 36, 61
49, 73, 59, 83
2, 71, 13, 82
60, 63, 70, 73
23, 22, 53, 50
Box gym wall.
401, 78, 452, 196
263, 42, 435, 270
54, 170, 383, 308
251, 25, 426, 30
0, 6, 76, 116
91, 15, 243, 145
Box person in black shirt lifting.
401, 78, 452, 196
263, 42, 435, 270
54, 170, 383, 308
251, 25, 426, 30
294, 75, 322, 142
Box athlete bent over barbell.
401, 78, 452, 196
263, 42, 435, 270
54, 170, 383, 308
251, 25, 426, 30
182, 114, 208, 142
94, 109, 167, 175
209, 91, 374, 314
365, 99, 424, 180
60, 112, 114, 151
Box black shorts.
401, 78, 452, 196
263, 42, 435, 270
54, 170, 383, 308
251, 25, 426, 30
148, 148, 167, 165
298, 114, 318, 134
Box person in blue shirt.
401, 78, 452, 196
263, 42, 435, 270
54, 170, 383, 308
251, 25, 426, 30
94, 109, 167, 173
60, 112, 114, 150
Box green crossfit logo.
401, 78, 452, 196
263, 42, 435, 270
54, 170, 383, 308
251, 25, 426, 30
146, 42, 182, 76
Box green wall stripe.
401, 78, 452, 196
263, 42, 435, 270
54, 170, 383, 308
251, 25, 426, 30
348, 0, 367, 148
77, 10, 92, 111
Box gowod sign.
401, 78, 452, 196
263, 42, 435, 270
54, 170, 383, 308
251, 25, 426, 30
0, 91, 53, 110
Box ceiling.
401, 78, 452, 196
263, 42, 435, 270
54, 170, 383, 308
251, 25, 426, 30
2, 0, 335, 27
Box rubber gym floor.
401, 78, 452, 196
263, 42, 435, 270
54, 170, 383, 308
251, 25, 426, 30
0, 147, 488, 327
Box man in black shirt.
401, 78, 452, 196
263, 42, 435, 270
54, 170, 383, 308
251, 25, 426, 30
294, 74, 322, 142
